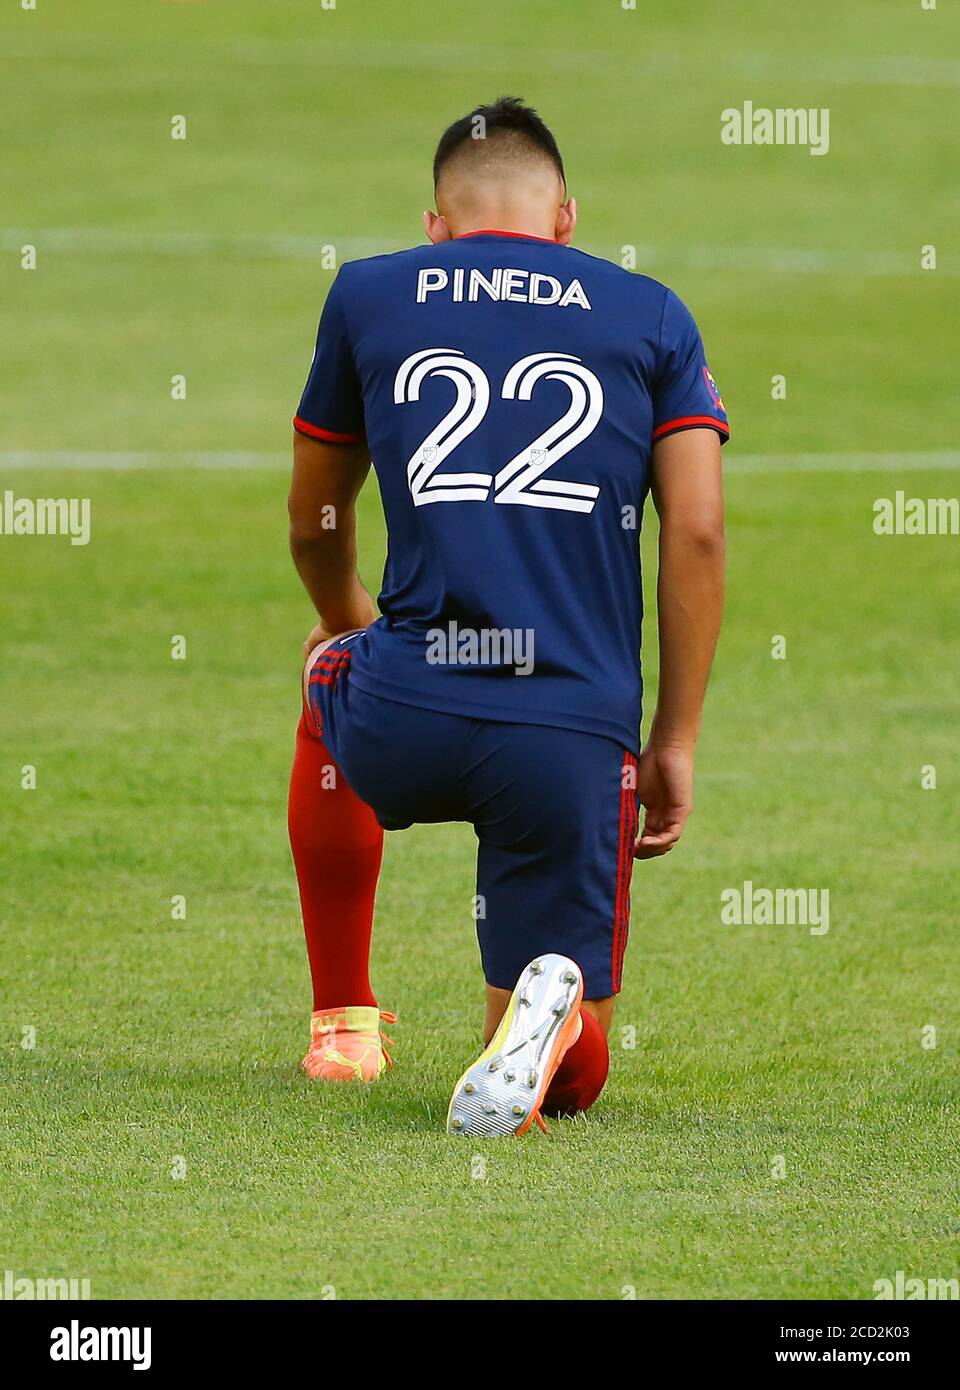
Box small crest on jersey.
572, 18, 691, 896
703, 366, 726, 413
422, 445, 436, 462
531, 447, 546, 464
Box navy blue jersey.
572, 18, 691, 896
295, 231, 728, 753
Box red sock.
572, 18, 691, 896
542, 1009, 610, 1117
288, 713, 383, 1012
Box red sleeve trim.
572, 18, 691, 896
653, 415, 730, 443
293, 416, 363, 443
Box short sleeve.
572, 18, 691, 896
294, 270, 365, 443
652, 289, 730, 445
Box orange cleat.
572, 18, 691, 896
301, 1005, 397, 1082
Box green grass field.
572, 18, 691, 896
1, 0, 958, 1300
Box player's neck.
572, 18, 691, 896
447, 211, 558, 242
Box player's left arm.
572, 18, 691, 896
288, 431, 378, 653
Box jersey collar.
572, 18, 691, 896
453, 229, 559, 244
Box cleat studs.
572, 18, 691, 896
529, 961, 544, 975
487, 1057, 503, 1072
483, 1104, 497, 1116
464, 1081, 476, 1094
527, 1069, 538, 1088
504, 1069, 516, 1083
561, 970, 577, 984
451, 1116, 464, 1130
519, 990, 531, 1006
511, 1105, 526, 1117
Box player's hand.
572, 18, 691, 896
633, 740, 694, 859
303, 619, 372, 656
302, 592, 377, 656
303, 619, 338, 656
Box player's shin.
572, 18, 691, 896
287, 712, 383, 1014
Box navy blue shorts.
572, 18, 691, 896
304, 635, 639, 999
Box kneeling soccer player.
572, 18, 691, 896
286, 98, 727, 1136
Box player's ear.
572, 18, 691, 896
423, 209, 452, 244
555, 197, 577, 246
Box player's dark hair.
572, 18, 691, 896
432, 97, 566, 190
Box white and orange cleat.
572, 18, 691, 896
446, 954, 584, 1137
301, 1005, 397, 1082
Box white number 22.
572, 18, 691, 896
393, 348, 603, 514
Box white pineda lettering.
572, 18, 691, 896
528, 272, 561, 305
469, 267, 502, 301
416, 266, 591, 310
501, 268, 527, 302
417, 267, 448, 302
559, 279, 591, 309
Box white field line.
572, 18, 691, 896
726, 452, 960, 474
221, 39, 960, 90
0, 452, 287, 471
4, 31, 960, 88
0, 226, 945, 278
0, 227, 393, 264
1, 452, 959, 475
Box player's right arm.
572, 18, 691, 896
290, 267, 377, 650
289, 432, 377, 651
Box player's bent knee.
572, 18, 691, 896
301, 638, 341, 733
